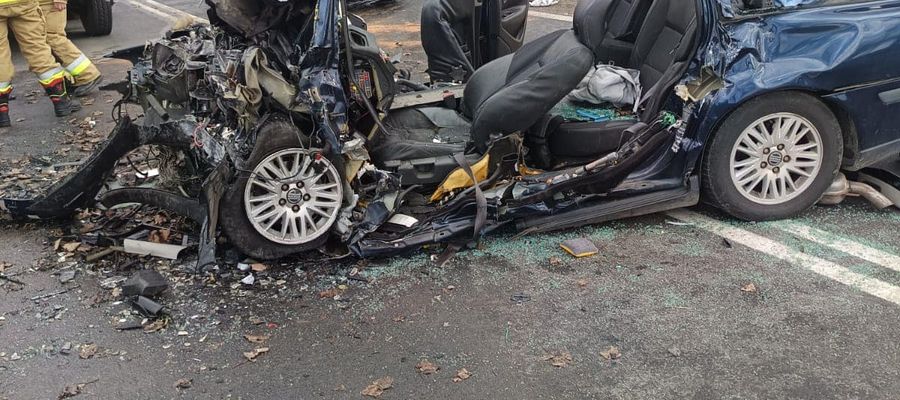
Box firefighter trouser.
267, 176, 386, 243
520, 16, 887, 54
40, 3, 99, 85
0, 1, 66, 96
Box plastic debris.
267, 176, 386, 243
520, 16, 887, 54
121, 270, 169, 297
132, 296, 164, 317
123, 239, 186, 260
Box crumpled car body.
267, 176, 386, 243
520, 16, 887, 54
2, 0, 898, 267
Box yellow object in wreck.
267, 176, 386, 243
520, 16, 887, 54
430, 154, 490, 202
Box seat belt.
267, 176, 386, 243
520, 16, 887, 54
452, 152, 488, 241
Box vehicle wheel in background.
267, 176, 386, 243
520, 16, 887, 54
702, 92, 843, 221
80, 0, 113, 36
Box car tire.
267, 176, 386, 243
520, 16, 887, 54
219, 122, 342, 260
80, 0, 112, 37
701, 92, 843, 221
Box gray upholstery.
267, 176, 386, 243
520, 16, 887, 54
573, 0, 617, 57
628, 0, 697, 89
464, 29, 595, 152
607, 0, 653, 40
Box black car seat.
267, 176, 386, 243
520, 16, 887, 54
544, 0, 698, 162
371, 0, 618, 183
597, 0, 654, 65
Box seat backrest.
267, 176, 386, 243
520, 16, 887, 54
607, 0, 654, 41
464, 0, 618, 151
628, 0, 698, 90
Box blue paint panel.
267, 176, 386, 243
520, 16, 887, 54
685, 0, 900, 174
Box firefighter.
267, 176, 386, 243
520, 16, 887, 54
39, 0, 101, 96
0, 0, 80, 128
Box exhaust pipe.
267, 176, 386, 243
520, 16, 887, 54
820, 173, 893, 209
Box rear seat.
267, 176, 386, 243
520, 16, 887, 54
597, 0, 654, 65
534, 0, 698, 165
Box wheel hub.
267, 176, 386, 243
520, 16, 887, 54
766, 150, 784, 167
285, 188, 305, 205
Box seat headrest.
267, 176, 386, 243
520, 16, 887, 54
573, 0, 616, 57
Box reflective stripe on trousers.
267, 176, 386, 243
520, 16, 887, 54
64, 53, 92, 76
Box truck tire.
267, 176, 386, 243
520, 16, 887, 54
80, 0, 112, 36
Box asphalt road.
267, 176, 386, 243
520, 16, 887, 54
0, 1, 899, 399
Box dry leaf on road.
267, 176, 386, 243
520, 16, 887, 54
143, 318, 168, 333
244, 334, 269, 343
251, 263, 268, 272
79, 344, 97, 359
62, 242, 81, 252
544, 352, 573, 367
174, 378, 192, 389
243, 347, 270, 361
741, 283, 758, 293
452, 368, 472, 382
415, 359, 440, 375
319, 287, 343, 299
361, 376, 393, 398
57, 385, 82, 399
600, 346, 621, 360
576, 278, 589, 287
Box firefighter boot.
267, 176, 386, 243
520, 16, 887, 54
42, 78, 81, 117
0, 90, 10, 128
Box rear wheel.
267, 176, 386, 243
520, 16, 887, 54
80, 0, 113, 37
220, 122, 344, 260
702, 92, 843, 221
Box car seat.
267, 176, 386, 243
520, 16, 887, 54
372, 0, 616, 184
539, 0, 698, 164
371, 0, 697, 183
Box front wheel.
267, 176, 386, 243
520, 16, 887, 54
702, 92, 843, 221
219, 122, 344, 260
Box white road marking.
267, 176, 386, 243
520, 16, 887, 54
777, 222, 900, 272
529, 10, 574, 22
124, 0, 209, 24
666, 209, 900, 306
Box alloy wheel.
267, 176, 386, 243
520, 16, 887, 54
729, 113, 823, 205
243, 148, 343, 245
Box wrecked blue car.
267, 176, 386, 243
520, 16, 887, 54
3, 0, 898, 265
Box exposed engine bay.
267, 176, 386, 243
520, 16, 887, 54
2, 0, 696, 269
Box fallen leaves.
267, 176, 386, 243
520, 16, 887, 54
415, 359, 440, 375
148, 229, 171, 244
576, 278, 589, 288
143, 318, 168, 333
243, 334, 269, 343
250, 263, 268, 272
318, 286, 345, 299
79, 343, 98, 359
741, 283, 758, 293
243, 347, 270, 362
58, 379, 98, 399
361, 376, 393, 398
58, 385, 82, 399
544, 352, 573, 367
452, 368, 472, 383
62, 242, 82, 252
600, 346, 621, 360
174, 378, 192, 390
